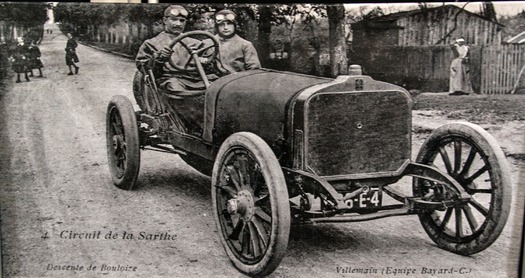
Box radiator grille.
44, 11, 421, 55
305, 91, 411, 177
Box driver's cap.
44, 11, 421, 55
164, 5, 189, 18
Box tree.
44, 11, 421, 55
0, 3, 49, 43
53, 3, 350, 76
432, 2, 473, 45
481, 1, 497, 22
257, 4, 348, 76
257, 5, 273, 67
327, 4, 348, 76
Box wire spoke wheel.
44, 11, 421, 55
212, 132, 290, 276
106, 95, 140, 190
414, 122, 511, 255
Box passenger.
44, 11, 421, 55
213, 9, 261, 73
135, 5, 216, 96
9, 37, 31, 83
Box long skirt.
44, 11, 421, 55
29, 58, 44, 69
11, 58, 28, 73
449, 58, 474, 93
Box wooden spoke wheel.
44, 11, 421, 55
212, 132, 290, 276
106, 95, 140, 190
414, 122, 511, 255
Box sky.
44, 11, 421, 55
344, 1, 525, 17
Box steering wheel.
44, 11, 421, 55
168, 31, 219, 72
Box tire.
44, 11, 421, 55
106, 95, 141, 190
211, 132, 291, 276
414, 122, 511, 255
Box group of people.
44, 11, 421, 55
7, 31, 80, 83
5, 5, 474, 97
9, 37, 44, 83
138, 4, 474, 101
134, 5, 260, 109
8, 5, 252, 93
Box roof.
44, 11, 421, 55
506, 31, 525, 44
359, 5, 503, 27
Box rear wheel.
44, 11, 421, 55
212, 132, 290, 276
414, 122, 511, 255
106, 95, 140, 190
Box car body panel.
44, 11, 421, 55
203, 69, 332, 152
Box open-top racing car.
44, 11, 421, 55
106, 31, 511, 277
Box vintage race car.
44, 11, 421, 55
106, 31, 511, 277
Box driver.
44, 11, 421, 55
135, 5, 216, 99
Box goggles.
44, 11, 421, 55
215, 13, 236, 23
166, 8, 188, 18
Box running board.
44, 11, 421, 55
142, 145, 187, 155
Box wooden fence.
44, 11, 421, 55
481, 44, 525, 94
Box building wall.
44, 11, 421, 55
351, 23, 399, 47
396, 7, 501, 46
353, 6, 502, 47
350, 45, 482, 93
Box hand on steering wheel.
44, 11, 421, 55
157, 46, 174, 61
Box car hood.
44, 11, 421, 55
203, 69, 333, 143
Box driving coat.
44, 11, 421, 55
215, 34, 261, 74
135, 31, 213, 90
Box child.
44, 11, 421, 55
28, 40, 44, 77
65, 33, 79, 75
10, 37, 31, 83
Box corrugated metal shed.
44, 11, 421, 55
506, 31, 525, 44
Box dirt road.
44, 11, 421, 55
0, 24, 523, 278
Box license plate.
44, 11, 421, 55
344, 188, 382, 209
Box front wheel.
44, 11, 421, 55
106, 95, 141, 190
212, 132, 290, 277
414, 122, 511, 255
